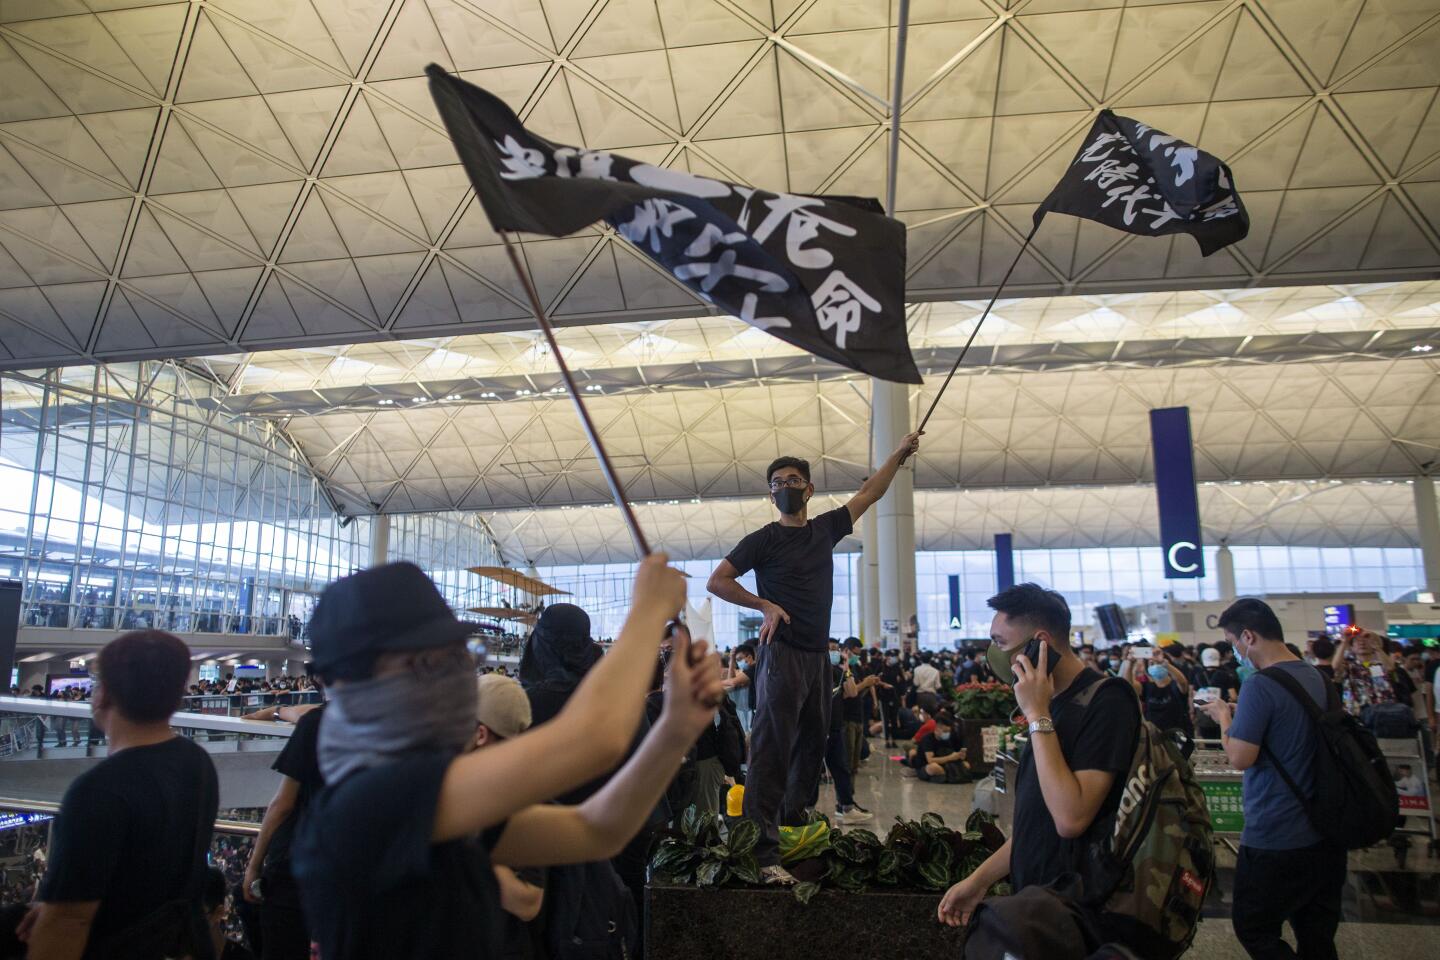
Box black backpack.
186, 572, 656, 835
545, 859, 637, 960
1258, 665, 1400, 850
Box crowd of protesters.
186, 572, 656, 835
5, 552, 1437, 960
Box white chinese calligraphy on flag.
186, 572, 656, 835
1034, 110, 1249, 257
427, 66, 920, 384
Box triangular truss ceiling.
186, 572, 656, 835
481, 480, 1426, 566
1, 0, 1438, 368
269, 354, 1440, 517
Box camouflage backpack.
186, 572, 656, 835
1071, 678, 1214, 960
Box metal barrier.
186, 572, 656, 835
0, 797, 260, 837
181, 690, 323, 717
22, 602, 305, 640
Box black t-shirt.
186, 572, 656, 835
1143, 680, 1191, 733
264, 704, 326, 874
915, 732, 958, 766
738, 663, 756, 711
877, 662, 906, 702
1010, 671, 1140, 892
725, 506, 853, 651
39, 736, 219, 957
293, 752, 506, 960
830, 664, 846, 732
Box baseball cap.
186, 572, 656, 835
309, 562, 474, 681
476, 674, 532, 739
1201, 648, 1221, 668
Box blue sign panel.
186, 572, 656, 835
1150, 407, 1205, 579
948, 575, 962, 630
995, 533, 1015, 592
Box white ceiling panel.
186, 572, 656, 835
0, 1, 1435, 367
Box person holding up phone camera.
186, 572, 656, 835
1122, 644, 1193, 759
938, 583, 1140, 936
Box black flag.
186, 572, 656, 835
427, 66, 920, 384
1035, 110, 1249, 256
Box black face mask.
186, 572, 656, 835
773, 486, 806, 515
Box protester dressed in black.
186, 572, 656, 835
291, 559, 723, 960
24, 631, 219, 960
709, 436, 920, 880
244, 704, 326, 960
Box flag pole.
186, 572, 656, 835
912, 216, 1043, 437
498, 231, 652, 557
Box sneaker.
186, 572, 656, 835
849, 803, 871, 815
760, 865, 798, 886
900, 767, 918, 778
839, 807, 874, 825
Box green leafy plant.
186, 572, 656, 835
952, 682, 1019, 721
649, 806, 761, 888
650, 808, 1009, 905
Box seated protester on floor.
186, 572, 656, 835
1121, 646, 1194, 758
243, 674, 326, 960
1199, 598, 1346, 960
937, 584, 1140, 944
291, 558, 723, 960
203, 868, 256, 960
472, 674, 545, 960
913, 710, 971, 783
20, 630, 220, 960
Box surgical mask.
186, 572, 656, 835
850, 655, 861, 667
1147, 664, 1169, 683
936, 732, 951, 742
319, 656, 478, 785
773, 487, 805, 515
887, 656, 898, 666
735, 658, 748, 670
1235, 634, 1254, 672
1237, 664, 1257, 684
829, 651, 842, 665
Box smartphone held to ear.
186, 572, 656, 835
1023, 637, 1062, 674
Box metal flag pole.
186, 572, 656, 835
498, 232, 652, 557
913, 216, 1043, 435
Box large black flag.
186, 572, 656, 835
1035, 110, 1249, 256
427, 65, 920, 384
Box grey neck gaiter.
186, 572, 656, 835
318, 664, 478, 785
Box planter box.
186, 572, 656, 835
646, 882, 964, 960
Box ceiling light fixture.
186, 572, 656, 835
376, 398, 395, 405
1413, 344, 1433, 353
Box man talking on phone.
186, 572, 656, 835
708, 432, 921, 883
938, 583, 1140, 934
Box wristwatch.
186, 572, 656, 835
1028, 716, 1056, 736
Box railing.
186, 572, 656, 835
181, 690, 323, 717
0, 797, 260, 836
21, 602, 308, 640
0, 695, 295, 758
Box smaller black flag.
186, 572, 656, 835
1035, 110, 1249, 256
426, 65, 920, 384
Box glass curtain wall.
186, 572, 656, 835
387, 512, 504, 613
1, 363, 375, 637
540, 545, 1425, 651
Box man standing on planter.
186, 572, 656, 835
708, 432, 921, 884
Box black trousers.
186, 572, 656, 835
742, 641, 831, 867
1232, 842, 1347, 960
879, 697, 903, 743
259, 871, 311, 960
819, 726, 854, 808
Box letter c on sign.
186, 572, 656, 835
1167, 541, 1199, 574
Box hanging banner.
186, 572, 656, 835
995, 533, 1015, 592
1150, 407, 1205, 579
948, 575, 961, 630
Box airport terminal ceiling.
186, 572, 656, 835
0, 0, 1437, 367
